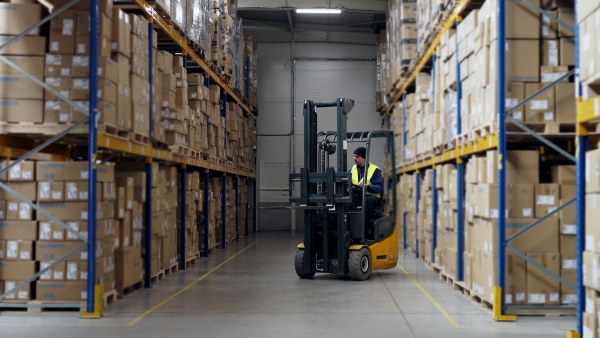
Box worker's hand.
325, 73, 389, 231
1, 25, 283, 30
358, 182, 364, 189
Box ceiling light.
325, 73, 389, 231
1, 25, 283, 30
296, 8, 342, 14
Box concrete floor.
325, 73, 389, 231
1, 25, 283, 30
0, 231, 575, 337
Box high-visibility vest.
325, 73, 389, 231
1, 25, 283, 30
351, 163, 381, 199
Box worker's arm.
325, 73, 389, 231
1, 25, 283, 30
366, 168, 383, 195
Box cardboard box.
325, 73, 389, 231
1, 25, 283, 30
111, 8, 131, 56
541, 39, 559, 66
506, 82, 526, 121
39, 261, 66, 281
527, 253, 561, 305
560, 38, 575, 66
0, 221, 37, 240
561, 234, 576, 267
36, 241, 87, 261
560, 198, 576, 235
37, 202, 89, 221
507, 218, 560, 253
1, 56, 44, 76
5, 201, 33, 221
38, 221, 66, 241
505, 40, 541, 82
0, 75, 43, 99
3, 281, 32, 300
587, 149, 600, 193
541, 10, 558, 40
524, 83, 556, 122
561, 269, 577, 304
555, 83, 575, 123
579, 14, 596, 81
0, 182, 36, 200
36, 281, 87, 301
506, 0, 542, 39
0, 261, 36, 280
535, 184, 560, 218
551, 165, 576, 184
507, 184, 535, 218
5, 240, 33, 260
0, 3, 42, 35
115, 246, 142, 289
49, 29, 76, 54
507, 150, 539, 184
486, 150, 498, 184
557, 7, 575, 38
37, 181, 64, 202
585, 194, 600, 253
506, 253, 527, 305
0, 35, 46, 56
36, 162, 114, 182
0, 99, 43, 123
584, 251, 600, 289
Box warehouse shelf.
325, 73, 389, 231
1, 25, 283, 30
384, 0, 579, 325
576, 98, 600, 124
383, 0, 473, 115
123, 0, 257, 117
0, 0, 258, 317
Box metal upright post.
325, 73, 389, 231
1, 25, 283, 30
432, 166, 438, 263
493, 0, 515, 322
222, 173, 227, 248
203, 169, 210, 257
456, 158, 464, 281
576, 132, 587, 335
179, 164, 187, 270
85, 0, 99, 314
245, 178, 250, 236
575, 1, 584, 332
415, 170, 420, 258
402, 93, 407, 161
148, 22, 154, 143
222, 92, 228, 150
456, 18, 462, 138
235, 176, 239, 241
144, 159, 153, 288
253, 178, 257, 232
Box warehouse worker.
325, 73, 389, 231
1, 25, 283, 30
351, 147, 383, 220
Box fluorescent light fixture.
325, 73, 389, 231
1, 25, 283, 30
296, 8, 342, 14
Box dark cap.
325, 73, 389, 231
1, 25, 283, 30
353, 147, 366, 159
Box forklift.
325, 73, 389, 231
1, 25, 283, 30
289, 98, 398, 281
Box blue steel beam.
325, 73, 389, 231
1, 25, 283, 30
222, 174, 227, 248
179, 165, 187, 270
497, 0, 508, 316
86, 0, 99, 314
457, 160, 464, 281
144, 161, 153, 288
575, 0, 583, 333
204, 170, 210, 257
245, 179, 250, 236
576, 134, 587, 334
415, 171, 420, 258
253, 178, 257, 232
403, 212, 407, 250
432, 167, 438, 263
235, 176, 239, 241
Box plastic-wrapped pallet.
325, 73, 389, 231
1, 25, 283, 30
155, 0, 171, 16
186, 0, 210, 56
171, 0, 187, 31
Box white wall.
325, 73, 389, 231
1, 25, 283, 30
257, 42, 381, 230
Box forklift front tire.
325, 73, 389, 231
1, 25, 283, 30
295, 249, 315, 279
348, 248, 371, 281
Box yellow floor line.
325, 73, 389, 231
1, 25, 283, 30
396, 263, 460, 328
0, 235, 264, 327
396, 263, 573, 331
127, 235, 265, 326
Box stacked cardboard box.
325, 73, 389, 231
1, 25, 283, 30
199, 178, 218, 251
578, 1, 600, 101
158, 53, 190, 150
182, 170, 201, 259
584, 147, 600, 335
398, 174, 417, 252
244, 35, 258, 108
384, 0, 417, 97
463, 150, 575, 306
187, 73, 210, 154
376, 31, 388, 111
0, 2, 45, 123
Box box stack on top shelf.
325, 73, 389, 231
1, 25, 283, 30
416, 0, 445, 54
376, 31, 387, 111
578, 1, 600, 102
244, 35, 258, 109
384, 0, 417, 98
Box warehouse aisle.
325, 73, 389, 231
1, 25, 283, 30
0, 231, 574, 338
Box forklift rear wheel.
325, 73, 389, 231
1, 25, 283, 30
295, 249, 315, 279
348, 248, 371, 281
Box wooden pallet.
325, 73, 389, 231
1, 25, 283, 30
186, 253, 199, 267
0, 300, 84, 313
439, 270, 455, 285
505, 306, 576, 316
153, 140, 170, 151
170, 145, 190, 156
470, 123, 496, 141
0, 122, 88, 136
506, 122, 575, 135
130, 132, 150, 145
103, 289, 117, 307
117, 281, 144, 299
164, 263, 179, 276
151, 269, 166, 283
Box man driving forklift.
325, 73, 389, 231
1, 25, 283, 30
351, 146, 383, 220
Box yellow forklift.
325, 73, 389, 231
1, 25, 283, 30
290, 98, 398, 281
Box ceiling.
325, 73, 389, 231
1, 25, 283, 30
237, 0, 388, 45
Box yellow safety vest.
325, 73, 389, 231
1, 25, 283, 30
351, 163, 381, 199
